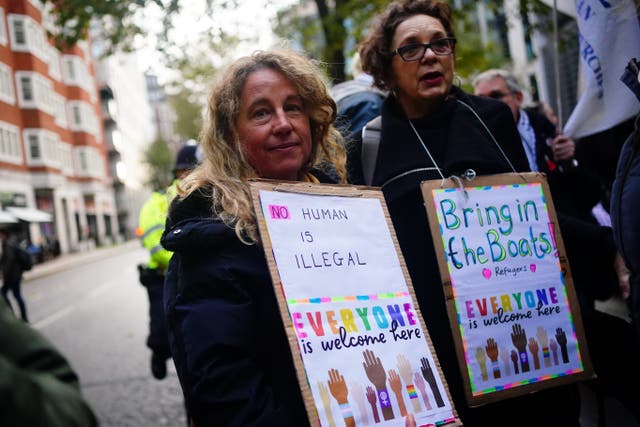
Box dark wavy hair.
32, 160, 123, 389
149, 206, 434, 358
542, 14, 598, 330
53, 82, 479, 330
359, 0, 455, 91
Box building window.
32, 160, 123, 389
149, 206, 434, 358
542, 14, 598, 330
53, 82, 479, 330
13, 19, 25, 45
0, 121, 22, 165
65, 59, 75, 80
19, 76, 32, 101
28, 134, 40, 159
0, 8, 7, 46
0, 62, 15, 104
71, 105, 81, 125
78, 150, 87, 171
23, 128, 63, 167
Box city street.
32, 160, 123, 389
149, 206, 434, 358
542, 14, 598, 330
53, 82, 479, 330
21, 241, 186, 427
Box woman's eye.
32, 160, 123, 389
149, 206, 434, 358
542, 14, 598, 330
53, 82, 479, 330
285, 103, 303, 112
252, 109, 269, 119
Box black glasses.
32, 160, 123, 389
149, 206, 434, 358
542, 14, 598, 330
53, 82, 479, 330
485, 90, 513, 100
392, 38, 457, 61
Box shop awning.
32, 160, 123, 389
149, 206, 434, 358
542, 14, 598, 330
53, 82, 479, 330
0, 210, 18, 224
6, 207, 52, 223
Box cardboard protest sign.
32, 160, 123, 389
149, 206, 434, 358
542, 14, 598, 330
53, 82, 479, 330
249, 180, 460, 427
421, 173, 594, 406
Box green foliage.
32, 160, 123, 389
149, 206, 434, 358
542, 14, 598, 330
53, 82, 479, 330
162, 28, 240, 141
144, 138, 174, 191
169, 88, 203, 141
273, 0, 514, 83
43, 0, 175, 54
42, 0, 232, 55
274, 0, 389, 83
449, 3, 509, 89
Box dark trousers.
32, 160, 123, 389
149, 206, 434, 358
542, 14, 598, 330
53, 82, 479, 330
1, 278, 27, 322
138, 266, 170, 359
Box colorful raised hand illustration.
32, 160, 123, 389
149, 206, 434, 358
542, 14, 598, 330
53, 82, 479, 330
528, 337, 540, 370
328, 369, 355, 427
397, 354, 421, 414
366, 386, 380, 424
475, 347, 488, 381
485, 338, 501, 379
550, 339, 559, 365
511, 323, 530, 372
536, 326, 552, 368
351, 382, 369, 426
318, 380, 337, 427
414, 372, 432, 411
389, 369, 407, 417
510, 350, 520, 374
555, 327, 570, 363
420, 357, 444, 408
363, 350, 394, 420
501, 347, 511, 376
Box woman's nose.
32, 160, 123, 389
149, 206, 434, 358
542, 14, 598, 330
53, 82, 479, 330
273, 110, 293, 133
420, 46, 438, 63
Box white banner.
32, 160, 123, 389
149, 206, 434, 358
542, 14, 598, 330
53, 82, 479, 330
562, 0, 640, 138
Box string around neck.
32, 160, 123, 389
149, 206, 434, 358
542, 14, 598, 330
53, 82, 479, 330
407, 118, 446, 184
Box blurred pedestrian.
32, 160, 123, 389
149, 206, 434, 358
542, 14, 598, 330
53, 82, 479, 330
1, 228, 29, 322
0, 297, 97, 426
160, 49, 347, 426
347, 1, 581, 425
137, 143, 199, 380
612, 58, 640, 337
331, 54, 387, 137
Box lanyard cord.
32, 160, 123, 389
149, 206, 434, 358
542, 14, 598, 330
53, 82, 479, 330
407, 118, 447, 182
456, 99, 518, 173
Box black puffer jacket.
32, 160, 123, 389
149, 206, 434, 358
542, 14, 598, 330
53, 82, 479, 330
161, 172, 334, 427
611, 119, 640, 335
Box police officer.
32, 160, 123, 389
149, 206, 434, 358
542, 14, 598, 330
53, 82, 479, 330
137, 143, 199, 379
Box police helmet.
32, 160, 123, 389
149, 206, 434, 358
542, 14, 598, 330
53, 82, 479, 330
174, 144, 199, 172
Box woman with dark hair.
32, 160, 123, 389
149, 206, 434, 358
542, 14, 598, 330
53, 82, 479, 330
348, 1, 581, 425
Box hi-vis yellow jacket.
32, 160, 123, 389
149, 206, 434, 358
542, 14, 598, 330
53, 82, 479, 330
137, 181, 179, 272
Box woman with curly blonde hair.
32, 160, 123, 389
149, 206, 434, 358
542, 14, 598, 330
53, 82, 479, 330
180, 49, 346, 243
160, 49, 346, 426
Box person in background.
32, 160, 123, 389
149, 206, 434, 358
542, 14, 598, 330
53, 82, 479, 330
472, 69, 620, 302
474, 69, 640, 423
160, 49, 348, 426
347, 1, 582, 425
472, 69, 601, 220
0, 299, 97, 427
1, 228, 29, 322
137, 143, 199, 380
612, 58, 640, 337
331, 54, 387, 137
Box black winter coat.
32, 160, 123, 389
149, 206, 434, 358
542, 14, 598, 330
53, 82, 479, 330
611, 122, 640, 334
347, 89, 582, 426
161, 173, 333, 427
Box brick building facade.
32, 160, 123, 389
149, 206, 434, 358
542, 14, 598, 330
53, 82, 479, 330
0, 0, 118, 254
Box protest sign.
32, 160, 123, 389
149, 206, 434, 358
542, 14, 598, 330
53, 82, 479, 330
421, 173, 593, 406
249, 180, 460, 427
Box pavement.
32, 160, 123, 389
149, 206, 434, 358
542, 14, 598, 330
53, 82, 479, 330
23, 239, 140, 282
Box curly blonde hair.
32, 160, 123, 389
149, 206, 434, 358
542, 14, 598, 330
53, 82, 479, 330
179, 49, 347, 243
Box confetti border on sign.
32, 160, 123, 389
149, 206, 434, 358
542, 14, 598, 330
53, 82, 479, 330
287, 291, 410, 305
